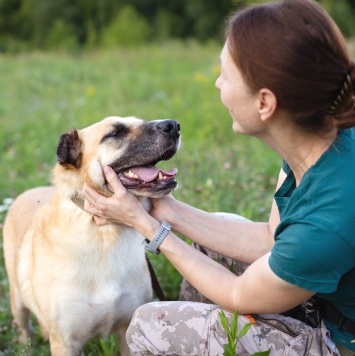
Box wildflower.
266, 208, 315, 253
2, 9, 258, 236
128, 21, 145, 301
85, 86, 96, 96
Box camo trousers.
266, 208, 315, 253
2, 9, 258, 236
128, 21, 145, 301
126, 214, 339, 355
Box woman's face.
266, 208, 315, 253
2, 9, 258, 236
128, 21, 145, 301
215, 42, 261, 135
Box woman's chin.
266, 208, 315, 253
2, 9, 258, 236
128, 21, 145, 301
232, 122, 242, 133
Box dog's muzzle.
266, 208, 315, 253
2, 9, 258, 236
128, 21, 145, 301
115, 120, 180, 198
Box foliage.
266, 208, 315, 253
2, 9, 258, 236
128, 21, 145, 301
101, 6, 152, 48
319, 0, 355, 38
1, 0, 354, 53
46, 20, 79, 51
219, 310, 271, 356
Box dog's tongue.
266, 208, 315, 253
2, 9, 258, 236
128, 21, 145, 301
130, 166, 178, 182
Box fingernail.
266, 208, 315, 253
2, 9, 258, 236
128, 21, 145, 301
104, 166, 111, 174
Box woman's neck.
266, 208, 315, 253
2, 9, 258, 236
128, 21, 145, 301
258, 119, 338, 186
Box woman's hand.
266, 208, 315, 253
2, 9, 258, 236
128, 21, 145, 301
82, 166, 147, 227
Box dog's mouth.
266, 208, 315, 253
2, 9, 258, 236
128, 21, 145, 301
118, 165, 177, 187
114, 164, 178, 197
109, 137, 180, 197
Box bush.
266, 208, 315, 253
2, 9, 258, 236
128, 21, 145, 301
154, 9, 182, 40
319, 0, 355, 38
101, 5, 152, 48
0, 35, 31, 53
45, 20, 79, 51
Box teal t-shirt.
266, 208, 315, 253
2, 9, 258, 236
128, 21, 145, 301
268, 128, 355, 349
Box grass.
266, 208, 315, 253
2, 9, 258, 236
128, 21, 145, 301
0, 40, 282, 354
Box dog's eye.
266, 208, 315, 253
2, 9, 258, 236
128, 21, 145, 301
102, 124, 130, 142
108, 129, 120, 138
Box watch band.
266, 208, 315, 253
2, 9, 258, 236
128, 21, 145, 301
142, 221, 171, 255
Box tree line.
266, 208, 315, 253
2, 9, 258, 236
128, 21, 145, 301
0, 0, 354, 52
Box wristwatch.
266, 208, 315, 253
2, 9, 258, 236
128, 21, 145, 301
142, 221, 171, 255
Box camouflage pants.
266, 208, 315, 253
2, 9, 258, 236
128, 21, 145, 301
126, 214, 339, 355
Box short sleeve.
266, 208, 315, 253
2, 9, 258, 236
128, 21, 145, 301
269, 220, 354, 293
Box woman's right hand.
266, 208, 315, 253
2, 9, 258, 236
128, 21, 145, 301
82, 166, 149, 228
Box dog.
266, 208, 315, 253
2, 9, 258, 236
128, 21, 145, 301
3, 116, 180, 355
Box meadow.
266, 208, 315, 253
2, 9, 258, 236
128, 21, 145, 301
0, 41, 282, 354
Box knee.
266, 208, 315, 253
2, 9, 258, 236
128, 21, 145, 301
126, 309, 140, 344
126, 304, 145, 340
126, 302, 159, 350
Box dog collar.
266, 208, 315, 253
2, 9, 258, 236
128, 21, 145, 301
71, 192, 85, 210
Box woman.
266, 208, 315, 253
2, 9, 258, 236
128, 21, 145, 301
83, 0, 355, 354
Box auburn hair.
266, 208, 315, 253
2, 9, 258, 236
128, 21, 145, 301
226, 0, 355, 132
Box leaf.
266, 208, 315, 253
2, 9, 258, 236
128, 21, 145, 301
238, 322, 253, 339
223, 344, 236, 356
231, 310, 239, 338
219, 311, 229, 332
219, 311, 233, 343
251, 349, 271, 356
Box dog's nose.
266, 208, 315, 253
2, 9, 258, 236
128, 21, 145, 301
158, 120, 180, 139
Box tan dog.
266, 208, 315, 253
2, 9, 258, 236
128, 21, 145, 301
3, 116, 180, 355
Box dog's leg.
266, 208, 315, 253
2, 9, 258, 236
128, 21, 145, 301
38, 320, 49, 340
10, 287, 34, 343
49, 334, 84, 356
118, 325, 131, 356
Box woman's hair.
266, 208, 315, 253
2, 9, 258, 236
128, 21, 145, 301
226, 0, 355, 132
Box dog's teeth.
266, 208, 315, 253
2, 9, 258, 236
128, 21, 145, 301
124, 170, 139, 179
158, 172, 163, 180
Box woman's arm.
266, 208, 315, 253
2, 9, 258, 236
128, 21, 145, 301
157, 231, 314, 314
146, 167, 287, 263
83, 166, 312, 313
148, 197, 273, 264
83, 166, 285, 264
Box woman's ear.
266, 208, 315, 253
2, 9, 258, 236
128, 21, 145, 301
257, 89, 277, 122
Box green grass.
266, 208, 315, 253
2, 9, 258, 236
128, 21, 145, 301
0, 40, 282, 354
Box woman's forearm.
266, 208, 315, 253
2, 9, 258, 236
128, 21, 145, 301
152, 198, 274, 264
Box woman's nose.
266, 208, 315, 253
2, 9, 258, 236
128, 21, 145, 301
215, 75, 222, 90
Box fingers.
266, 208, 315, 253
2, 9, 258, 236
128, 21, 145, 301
83, 196, 100, 216
103, 166, 125, 195
82, 188, 114, 225
82, 183, 100, 204
81, 167, 141, 227
93, 215, 113, 226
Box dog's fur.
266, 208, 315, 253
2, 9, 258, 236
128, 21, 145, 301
3, 116, 180, 355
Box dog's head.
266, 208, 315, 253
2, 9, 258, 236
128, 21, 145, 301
53, 116, 180, 198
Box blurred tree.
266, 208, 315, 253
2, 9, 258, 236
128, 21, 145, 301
0, 0, 32, 45
76, 0, 121, 46
183, 0, 237, 41
0, 0, 354, 52
101, 5, 152, 47
319, 0, 355, 38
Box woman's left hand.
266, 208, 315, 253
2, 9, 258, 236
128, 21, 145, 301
82, 166, 147, 227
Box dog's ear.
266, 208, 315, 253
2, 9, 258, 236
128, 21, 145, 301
56, 129, 82, 168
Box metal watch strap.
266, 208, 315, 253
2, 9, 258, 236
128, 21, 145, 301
142, 221, 171, 255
